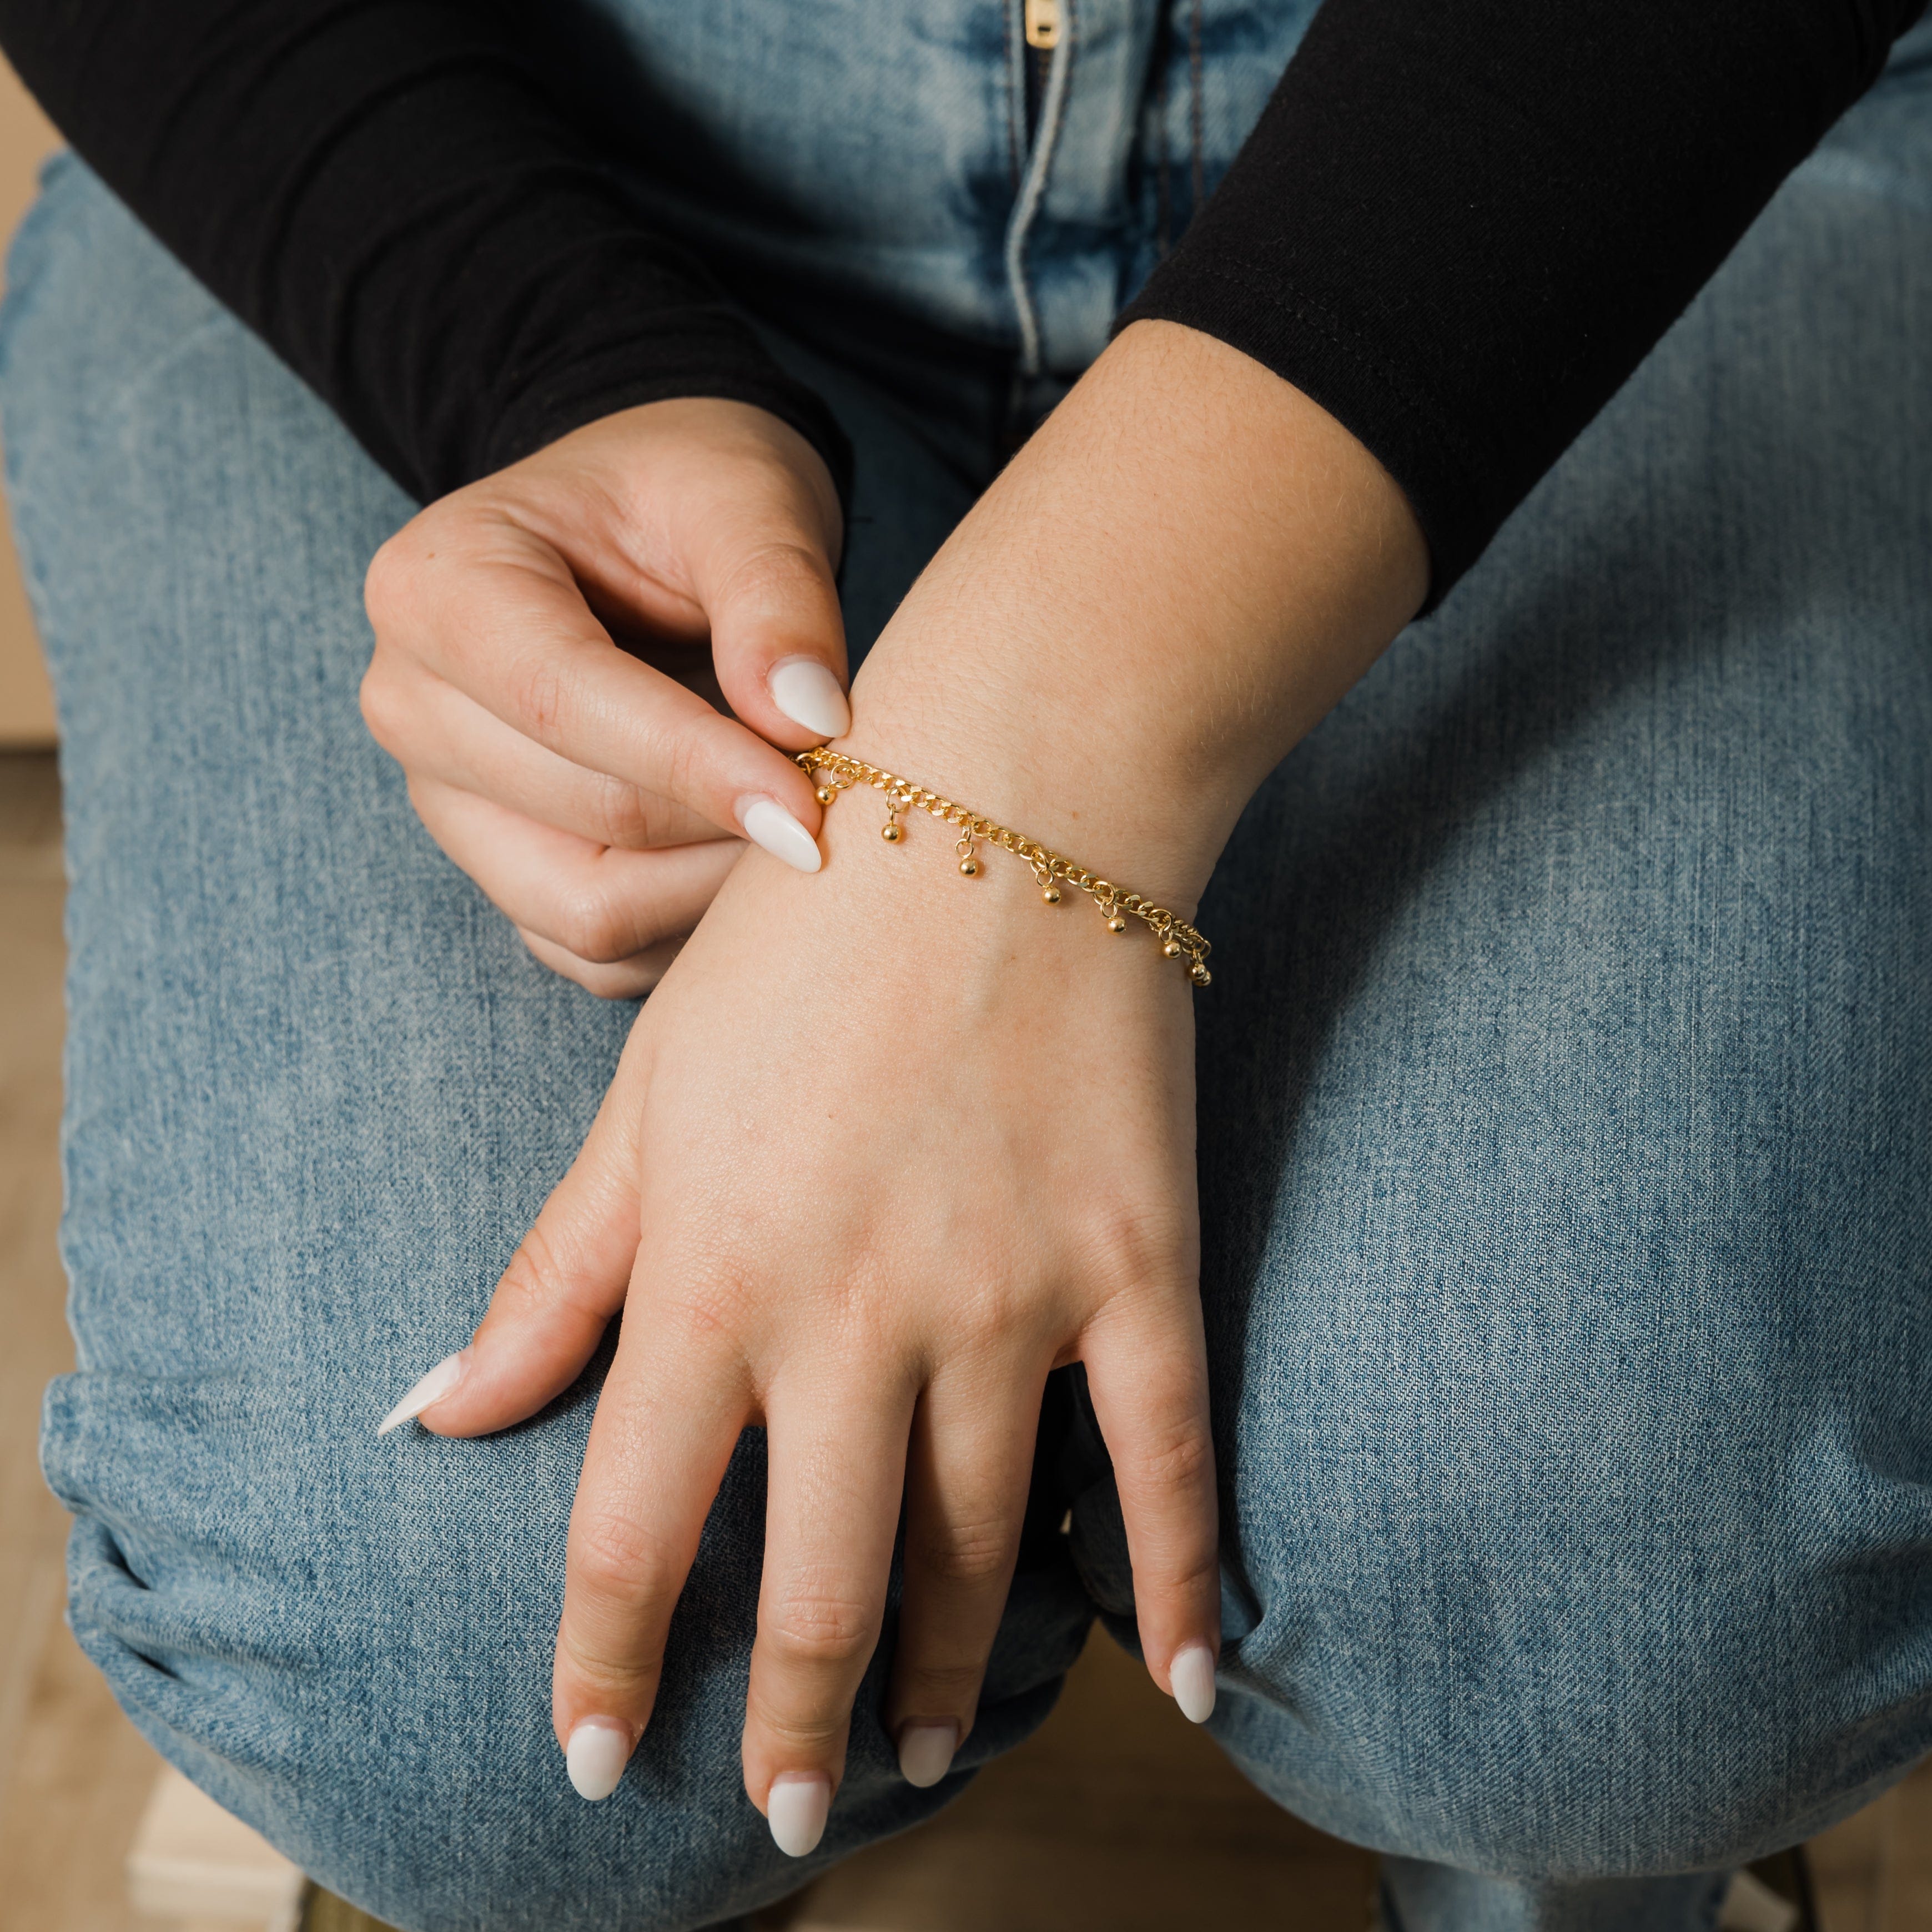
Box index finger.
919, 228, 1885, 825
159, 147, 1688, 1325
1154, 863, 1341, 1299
551, 1299, 752, 1800
366, 521, 827, 852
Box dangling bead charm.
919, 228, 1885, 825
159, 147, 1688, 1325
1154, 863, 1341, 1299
787, 747, 1217, 989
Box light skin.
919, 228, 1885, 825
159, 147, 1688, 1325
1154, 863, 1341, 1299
360, 397, 850, 997
371, 319, 1428, 1850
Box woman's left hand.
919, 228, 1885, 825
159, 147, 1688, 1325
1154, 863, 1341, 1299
381, 319, 1430, 1848
405, 784, 1220, 1842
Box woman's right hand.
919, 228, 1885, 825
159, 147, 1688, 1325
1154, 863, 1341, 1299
360, 398, 851, 997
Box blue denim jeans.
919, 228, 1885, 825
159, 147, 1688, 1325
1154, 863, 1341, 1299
559, 0, 1319, 383
5, 8, 1932, 1930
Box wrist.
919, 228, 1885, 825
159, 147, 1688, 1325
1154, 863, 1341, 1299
824, 688, 1221, 920
800, 743, 1215, 984
842, 320, 1426, 907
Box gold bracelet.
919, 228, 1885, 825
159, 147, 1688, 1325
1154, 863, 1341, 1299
794, 747, 1212, 987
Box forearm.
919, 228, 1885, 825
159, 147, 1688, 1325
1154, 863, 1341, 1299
842, 320, 1429, 912
0, 0, 850, 507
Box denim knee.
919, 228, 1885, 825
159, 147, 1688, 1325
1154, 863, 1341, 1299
1179, 248, 1932, 1868
46, 1371, 834, 1931
1196, 1224, 1932, 1879
49, 1401, 1048, 1932
46, 1370, 1085, 1931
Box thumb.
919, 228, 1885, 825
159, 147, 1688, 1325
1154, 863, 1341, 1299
376, 1035, 652, 1441
695, 500, 852, 752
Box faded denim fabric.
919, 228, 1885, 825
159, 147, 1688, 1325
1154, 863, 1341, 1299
4, 11, 1932, 1932
560, 0, 1316, 378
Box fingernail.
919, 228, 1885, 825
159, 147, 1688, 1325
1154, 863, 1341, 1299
565, 1718, 632, 1802
767, 1770, 832, 1856
739, 797, 822, 874
1170, 1642, 1217, 1724
768, 658, 851, 739
896, 1720, 959, 1789
376, 1351, 467, 1435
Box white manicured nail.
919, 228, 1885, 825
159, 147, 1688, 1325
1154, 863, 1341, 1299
1170, 1642, 1217, 1724
767, 1771, 831, 1856
739, 797, 822, 873
768, 658, 851, 739
566, 1719, 631, 1802
897, 1720, 959, 1788
376, 1351, 467, 1435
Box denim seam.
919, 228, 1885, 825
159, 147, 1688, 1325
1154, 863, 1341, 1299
1188, 0, 1205, 217
1154, 32, 1173, 259
1002, 0, 1077, 373
1000, 0, 1025, 193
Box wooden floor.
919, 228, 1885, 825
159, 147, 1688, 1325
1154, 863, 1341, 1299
0, 746, 1925, 1932
0, 751, 172, 1932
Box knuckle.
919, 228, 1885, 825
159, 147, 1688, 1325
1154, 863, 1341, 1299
933, 1276, 1034, 1357
363, 510, 450, 628
552, 882, 634, 964
588, 778, 659, 848
1155, 1546, 1222, 1596
507, 654, 570, 739
581, 959, 665, 999
495, 1222, 575, 1321
1076, 1202, 1189, 1296
952, 1297, 1019, 1356
764, 1593, 878, 1671
356, 661, 407, 749
653, 1288, 739, 1351
906, 1518, 1012, 1591
656, 728, 707, 814
715, 538, 829, 613
569, 1509, 677, 1607
361, 532, 412, 630
1130, 1416, 1214, 1495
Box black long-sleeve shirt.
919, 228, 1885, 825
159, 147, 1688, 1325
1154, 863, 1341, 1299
0, 0, 1921, 601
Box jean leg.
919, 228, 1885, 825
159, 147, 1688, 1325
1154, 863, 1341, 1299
0, 158, 1086, 1932
995, 58, 1932, 1932
1378, 1865, 1729, 1932
1140, 63, 1932, 1931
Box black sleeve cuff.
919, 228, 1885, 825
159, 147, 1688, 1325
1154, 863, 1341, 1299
1118, 0, 1925, 608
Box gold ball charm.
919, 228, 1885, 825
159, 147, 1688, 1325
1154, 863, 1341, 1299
1042, 884, 1062, 904
1107, 915, 1129, 933
882, 822, 902, 842
815, 785, 837, 805
959, 857, 979, 876
1190, 963, 1213, 986
1162, 938, 1184, 959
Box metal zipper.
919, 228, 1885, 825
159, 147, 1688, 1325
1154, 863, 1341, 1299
1022, 0, 1059, 147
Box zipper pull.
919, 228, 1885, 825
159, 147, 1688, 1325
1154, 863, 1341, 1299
1025, 0, 1060, 50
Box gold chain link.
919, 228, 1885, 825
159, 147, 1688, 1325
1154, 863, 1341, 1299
795, 747, 1212, 987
